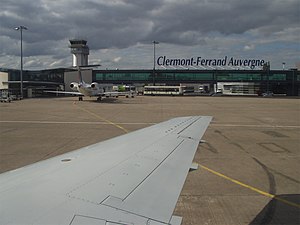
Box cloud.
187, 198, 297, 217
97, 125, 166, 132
1, 0, 299, 70
113, 57, 122, 63
244, 44, 255, 51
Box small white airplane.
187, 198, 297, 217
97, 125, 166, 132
47, 66, 135, 101
0, 116, 212, 225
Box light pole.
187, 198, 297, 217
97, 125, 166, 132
15, 25, 28, 99
152, 41, 159, 85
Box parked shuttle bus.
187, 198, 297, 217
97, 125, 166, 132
144, 86, 184, 96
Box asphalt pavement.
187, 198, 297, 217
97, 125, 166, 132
0, 95, 299, 225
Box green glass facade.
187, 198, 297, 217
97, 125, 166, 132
216, 73, 262, 81
96, 72, 150, 81
1, 67, 299, 96
1, 68, 66, 97
95, 71, 215, 82
3, 68, 65, 83
94, 70, 293, 82
93, 69, 299, 96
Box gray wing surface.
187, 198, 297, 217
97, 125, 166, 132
0, 116, 212, 225
44, 90, 84, 96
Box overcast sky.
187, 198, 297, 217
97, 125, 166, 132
1, 0, 299, 70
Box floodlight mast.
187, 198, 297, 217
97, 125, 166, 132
152, 41, 159, 85
15, 25, 28, 99
282, 62, 286, 70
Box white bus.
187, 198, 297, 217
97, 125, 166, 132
144, 86, 184, 96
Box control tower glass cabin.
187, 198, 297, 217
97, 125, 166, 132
69, 39, 89, 67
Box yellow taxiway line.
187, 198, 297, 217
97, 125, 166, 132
199, 164, 300, 209
74, 104, 129, 133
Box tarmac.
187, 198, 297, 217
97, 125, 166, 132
0, 95, 299, 225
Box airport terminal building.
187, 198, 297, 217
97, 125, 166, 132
1, 39, 299, 98
1, 67, 299, 97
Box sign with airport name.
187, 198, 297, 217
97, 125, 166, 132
157, 56, 265, 69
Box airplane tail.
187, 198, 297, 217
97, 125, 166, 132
77, 67, 85, 84
76, 65, 100, 84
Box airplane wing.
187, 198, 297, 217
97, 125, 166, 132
101, 91, 134, 97
44, 90, 84, 96
101, 91, 121, 97
0, 116, 212, 225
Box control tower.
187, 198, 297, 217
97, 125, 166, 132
69, 39, 89, 67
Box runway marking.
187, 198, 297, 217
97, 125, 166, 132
1, 121, 298, 129
199, 164, 300, 209
73, 104, 129, 133
211, 123, 300, 129
1, 118, 298, 207
0, 121, 155, 125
